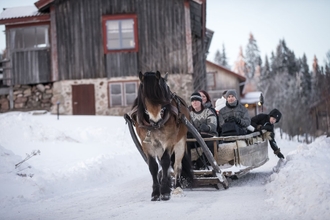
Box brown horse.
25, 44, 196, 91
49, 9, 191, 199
130, 71, 192, 201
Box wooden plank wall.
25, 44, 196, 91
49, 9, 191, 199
55, 0, 105, 80
12, 50, 51, 84
54, 0, 194, 79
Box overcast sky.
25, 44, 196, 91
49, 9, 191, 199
1, 0, 330, 68
206, 0, 330, 68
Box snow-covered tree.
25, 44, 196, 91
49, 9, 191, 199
221, 44, 229, 68
245, 33, 261, 79
311, 56, 322, 101
273, 39, 298, 76
261, 55, 270, 77
214, 49, 222, 65
258, 55, 271, 94
324, 50, 330, 95
297, 54, 311, 105
214, 44, 229, 68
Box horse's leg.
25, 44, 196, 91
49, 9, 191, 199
148, 156, 160, 201
159, 149, 172, 201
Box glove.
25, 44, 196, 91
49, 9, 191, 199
225, 116, 235, 123
234, 117, 241, 125
274, 148, 285, 159
260, 124, 272, 132
199, 124, 210, 132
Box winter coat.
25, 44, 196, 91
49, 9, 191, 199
190, 108, 218, 137
251, 113, 279, 153
251, 108, 282, 134
251, 113, 273, 132
218, 101, 251, 133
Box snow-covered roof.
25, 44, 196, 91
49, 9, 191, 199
0, 6, 43, 20
240, 91, 262, 104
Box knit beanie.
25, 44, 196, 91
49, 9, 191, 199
190, 92, 202, 102
225, 89, 237, 99
269, 109, 282, 123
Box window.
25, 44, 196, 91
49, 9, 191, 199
102, 14, 138, 53
109, 81, 138, 107
10, 25, 49, 50
206, 72, 216, 89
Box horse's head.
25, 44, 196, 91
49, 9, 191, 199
137, 71, 171, 127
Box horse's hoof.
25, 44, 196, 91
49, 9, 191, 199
151, 195, 160, 201
160, 193, 171, 201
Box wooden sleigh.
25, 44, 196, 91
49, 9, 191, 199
186, 131, 270, 189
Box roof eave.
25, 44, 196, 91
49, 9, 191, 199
34, 0, 54, 10
0, 14, 50, 26
206, 60, 246, 82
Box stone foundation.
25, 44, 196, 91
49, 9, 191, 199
0, 84, 53, 112
50, 73, 193, 116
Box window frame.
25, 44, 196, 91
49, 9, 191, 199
108, 80, 138, 107
102, 14, 139, 54
8, 23, 50, 52
206, 71, 216, 90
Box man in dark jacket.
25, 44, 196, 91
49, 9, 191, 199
218, 89, 251, 136
250, 109, 285, 159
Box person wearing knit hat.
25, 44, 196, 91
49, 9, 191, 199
188, 92, 218, 168
250, 109, 284, 159
269, 109, 282, 123
225, 89, 237, 99
218, 89, 251, 136
190, 92, 203, 103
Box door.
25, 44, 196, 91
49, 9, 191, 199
72, 84, 96, 115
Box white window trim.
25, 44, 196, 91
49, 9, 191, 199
109, 81, 138, 107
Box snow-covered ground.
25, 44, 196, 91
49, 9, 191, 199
0, 111, 329, 220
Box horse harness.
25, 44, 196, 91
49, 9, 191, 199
128, 93, 186, 143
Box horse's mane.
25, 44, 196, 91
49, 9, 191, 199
140, 72, 171, 105
133, 72, 172, 125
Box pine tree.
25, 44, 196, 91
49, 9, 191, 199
325, 50, 330, 95
311, 56, 322, 101
298, 54, 311, 105
245, 33, 261, 79
214, 45, 229, 68
261, 55, 270, 78
221, 44, 229, 68
214, 49, 222, 66
273, 39, 298, 75
258, 55, 270, 96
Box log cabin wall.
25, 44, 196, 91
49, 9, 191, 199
54, 0, 198, 80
